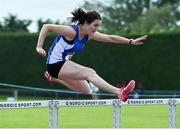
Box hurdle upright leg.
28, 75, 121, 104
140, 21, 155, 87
53, 102, 59, 129
48, 100, 54, 129
113, 100, 121, 129
168, 99, 176, 128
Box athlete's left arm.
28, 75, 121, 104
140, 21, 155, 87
90, 31, 147, 45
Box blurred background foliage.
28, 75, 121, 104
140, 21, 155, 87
82, 0, 180, 34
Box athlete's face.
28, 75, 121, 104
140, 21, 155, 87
85, 19, 101, 36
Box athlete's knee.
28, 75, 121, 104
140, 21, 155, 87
88, 68, 96, 74
85, 68, 97, 80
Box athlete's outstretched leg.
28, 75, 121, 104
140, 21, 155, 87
45, 60, 135, 101
58, 60, 135, 100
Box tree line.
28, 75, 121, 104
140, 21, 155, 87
0, 0, 180, 34
82, 0, 180, 34
0, 14, 60, 33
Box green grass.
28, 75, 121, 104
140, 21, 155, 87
0, 105, 179, 128
0, 108, 48, 128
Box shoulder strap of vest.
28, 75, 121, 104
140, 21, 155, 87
70, 24, 79, 34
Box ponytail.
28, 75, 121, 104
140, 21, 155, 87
69, 8, 101, 25
71, 8, 86, 25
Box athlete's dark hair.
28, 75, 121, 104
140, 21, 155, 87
71, 8, 101, 25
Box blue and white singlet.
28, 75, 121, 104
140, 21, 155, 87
46, 24, 89, 64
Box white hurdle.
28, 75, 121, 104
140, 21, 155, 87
53, 99, 180, 129
53, 99, 121, 129
0, 98, 180, 129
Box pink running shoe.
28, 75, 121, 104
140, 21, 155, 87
119, 80, 135, 102
44, 71, 53, 84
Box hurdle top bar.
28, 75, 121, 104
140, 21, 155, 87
55, 99, 113, 107
123, 99, 180, 106
0, 99, 180, 109
55, 99, 180, 107
0, 100, 49, 109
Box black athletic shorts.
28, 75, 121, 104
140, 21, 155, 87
47, 61, 66, 78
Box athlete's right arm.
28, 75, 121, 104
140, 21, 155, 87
36, 24, 75, 57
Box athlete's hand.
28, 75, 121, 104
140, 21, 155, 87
131, 35, 147, 45
36, 47, 46, 57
